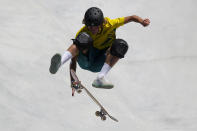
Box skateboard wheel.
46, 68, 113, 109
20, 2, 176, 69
101, 115, 106, 121
95, 111, 100, 116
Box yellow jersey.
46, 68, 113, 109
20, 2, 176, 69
75, 17, 125, 50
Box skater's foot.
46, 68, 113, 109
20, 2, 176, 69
92, 77, 114, 89
49, 54, 61, 74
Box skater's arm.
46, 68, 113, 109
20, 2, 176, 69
69, 56, 77, 82
124, 15, 150, 26
70, 56, 80, 96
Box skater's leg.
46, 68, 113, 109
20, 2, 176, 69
92, 39, 128, 88
97, 53, 119, 78
62, 44, 79, 65
49, 44, 79, 74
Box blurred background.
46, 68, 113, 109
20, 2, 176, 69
0, 0, 197, 131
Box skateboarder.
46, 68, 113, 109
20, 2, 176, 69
50, 7, 150, 90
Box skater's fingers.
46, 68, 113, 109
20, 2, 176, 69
72, 88, 75, 96
72, 81, 81, 85
142, 19, 150, 26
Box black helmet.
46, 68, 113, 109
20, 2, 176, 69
72, 32, 93, 50
84, 7, 104, 26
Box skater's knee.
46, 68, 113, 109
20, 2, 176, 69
110, 39, 128, 58
72, 32, 93, 51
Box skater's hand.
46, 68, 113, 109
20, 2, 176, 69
71, 81, 81, 89
72, 88, 75, 96
71, 81, 81, 96
141, 19, 150, 27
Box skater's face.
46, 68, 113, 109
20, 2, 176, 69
87, 25, 101, 35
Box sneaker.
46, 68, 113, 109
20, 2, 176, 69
92, 77, 114, 89
49, 54, 61, 74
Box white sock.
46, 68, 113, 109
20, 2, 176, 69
61, 51, 72, 65
98, 63, 111, 79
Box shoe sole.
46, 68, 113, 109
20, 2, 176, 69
92, 84, 114, 89
49, 54, 61, 74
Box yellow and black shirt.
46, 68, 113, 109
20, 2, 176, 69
75, 17, 125, 50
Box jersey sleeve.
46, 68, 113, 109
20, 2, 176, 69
109, 17, 125, 29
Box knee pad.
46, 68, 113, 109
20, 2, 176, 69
72, 32, 93, 50
110, 39, 128, 58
